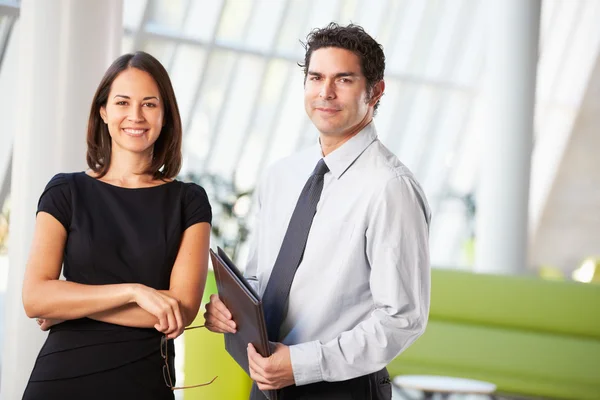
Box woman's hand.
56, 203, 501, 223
36, 318, 64, 331
131, 284, 184, 339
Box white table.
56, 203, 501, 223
393, 375, 497, 399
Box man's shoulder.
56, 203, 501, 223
360, 141, 431, 222
361, 139, 415, 181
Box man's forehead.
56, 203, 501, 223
308, 47, 363, 75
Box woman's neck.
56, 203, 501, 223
101, 148, 156, 186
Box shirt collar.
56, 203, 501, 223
320, 122, 378, 179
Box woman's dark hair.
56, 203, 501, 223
86, 51, 182, 180
299, 23, 386, 112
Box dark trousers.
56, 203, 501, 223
250, 368, 391, 400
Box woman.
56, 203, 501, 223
22, 51, 212, 399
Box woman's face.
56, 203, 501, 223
100, 67, 165, 156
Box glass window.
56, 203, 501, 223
169, 45, 207, 127
123, 0, 147, 31
244, 0, 287, 52
206, 54, 266, 178
183, 50, 238, 168
234, 59, 291, 191
146, 0, 188, 33
183, 0, 224, 42
142, 38, 176, 66
263, 69, 306, 168
215, 0, 254, 46
275, 0, 311, 56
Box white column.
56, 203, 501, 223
0, 15, 18, 209
1, 1, 122, 398
474, 0, 541, 274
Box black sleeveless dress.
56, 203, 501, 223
22, 172, 211, 400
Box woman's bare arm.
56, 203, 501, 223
23, 212, 186, 337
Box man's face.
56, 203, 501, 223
304, 47, 376, 138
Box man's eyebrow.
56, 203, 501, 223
306, 71, 358, 78
334, 72, 358, 78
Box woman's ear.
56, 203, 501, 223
99, 106, 107, 124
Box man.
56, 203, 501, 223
205, 22, 431, 400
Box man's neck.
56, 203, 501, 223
319, 118, 372, 157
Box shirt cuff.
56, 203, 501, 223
289, 341, 323, 386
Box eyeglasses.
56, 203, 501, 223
161, 325, 218, 390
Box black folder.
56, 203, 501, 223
210, 247, 277, 400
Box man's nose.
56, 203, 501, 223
319, 81, 336, 99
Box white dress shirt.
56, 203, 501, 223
244, 122, 431, 386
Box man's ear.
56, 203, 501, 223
369, 80, 385, 106
99, 106, 107, 124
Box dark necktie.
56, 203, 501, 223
262, 158, 329, 341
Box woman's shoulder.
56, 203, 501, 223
38, 173, 81, 227
45, 172, 79, 186
179, 181, 212, 227
181, 181, 207, 193
180, 181, 210, 204
42, 172, 85, 193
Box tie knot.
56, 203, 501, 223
312, 159, 329, 176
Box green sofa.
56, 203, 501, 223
185, 270, 600, 399
389, 269, 600, 399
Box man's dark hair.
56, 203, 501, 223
86, 51, 182, 180
299, 23, 386, 112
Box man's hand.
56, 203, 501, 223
203, 294, 236, 333
248, 342, 295, 391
